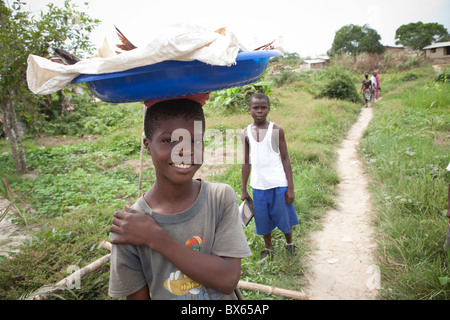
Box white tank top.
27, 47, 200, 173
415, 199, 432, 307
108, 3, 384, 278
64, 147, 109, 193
248, 122, 288, 190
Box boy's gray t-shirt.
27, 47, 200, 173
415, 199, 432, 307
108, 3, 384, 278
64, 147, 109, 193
109, 180, 252, 300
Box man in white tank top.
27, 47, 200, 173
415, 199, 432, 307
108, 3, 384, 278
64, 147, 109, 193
241, 93, 299, 259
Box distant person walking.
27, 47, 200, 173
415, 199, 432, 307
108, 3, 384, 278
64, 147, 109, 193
361, 74, 372, 108
369, 72, 377, 103
373, 70, 381, 100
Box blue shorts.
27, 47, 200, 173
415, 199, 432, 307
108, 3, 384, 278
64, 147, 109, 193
252, 187, 299, 236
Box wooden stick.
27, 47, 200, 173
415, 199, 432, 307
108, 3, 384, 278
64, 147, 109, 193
31, 249, 111, 299
238, 280, 308, 300
101, 240, 112, 251
54, 253, 111, 288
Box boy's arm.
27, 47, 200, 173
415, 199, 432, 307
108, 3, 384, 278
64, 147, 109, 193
127, 284, 150, 300
110, 209, 241, 295
241, 129, 251, 201
275, 125, 295, 205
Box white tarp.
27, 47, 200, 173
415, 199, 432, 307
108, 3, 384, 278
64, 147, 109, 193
26, 24, 240, 95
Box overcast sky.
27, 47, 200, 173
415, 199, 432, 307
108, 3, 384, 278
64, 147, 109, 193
26, 0, 450, 57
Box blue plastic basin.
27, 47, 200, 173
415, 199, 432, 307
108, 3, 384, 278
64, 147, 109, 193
72, 50, 281, 103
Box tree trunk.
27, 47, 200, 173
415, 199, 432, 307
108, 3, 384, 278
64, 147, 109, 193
1, 103, 20, 172
60, 90, 74, 115
1, 98, 27, 173
8, 98, 27, 172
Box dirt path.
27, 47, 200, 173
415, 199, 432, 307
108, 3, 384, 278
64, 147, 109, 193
303, 106, 378, 300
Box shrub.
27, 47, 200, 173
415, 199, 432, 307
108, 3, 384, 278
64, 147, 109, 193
272, 68, 302, 87
317, 67, 362, 103
435, 71, 449, 83
205, 73, 276, 114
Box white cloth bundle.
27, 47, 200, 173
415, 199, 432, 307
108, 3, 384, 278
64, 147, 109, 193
26, 24, 240, 95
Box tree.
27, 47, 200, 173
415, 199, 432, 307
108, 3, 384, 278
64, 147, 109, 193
395, 22, 449, 50
0, 0, 99, 173
330, 24, 385, 57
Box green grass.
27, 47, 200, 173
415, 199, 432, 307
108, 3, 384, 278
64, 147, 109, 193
360, 66, 450, 299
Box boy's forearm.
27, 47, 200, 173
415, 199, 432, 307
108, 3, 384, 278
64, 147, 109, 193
282, 158, 294, 190
241, 164, 250, 191
152, 231, 241, 295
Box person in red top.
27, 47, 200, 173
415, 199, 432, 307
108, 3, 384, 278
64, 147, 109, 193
374, 70, 381, 100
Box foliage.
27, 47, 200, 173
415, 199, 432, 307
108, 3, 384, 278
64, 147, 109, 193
0, 206, 112, 300
272, 68, 303, 87
395, 22, 449, 50
0, 0, 100, 172
435, 71, 449, 83
35, 100, 143, 136
205, 73, 276, 114
270, 52, 302, 68
330, 24, 385, 57
316, 66, 362, 103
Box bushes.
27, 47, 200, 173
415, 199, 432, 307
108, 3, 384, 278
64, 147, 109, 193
270, 65, 362, 103
316, 67, 362, 103
204, 74, 276, 114
435, 71, 449, 83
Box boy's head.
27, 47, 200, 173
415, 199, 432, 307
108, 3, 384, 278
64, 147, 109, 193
248, 93, 270, 123
144, 99, 205, 141
143, 99, 205, 183
249, 93, 270, 108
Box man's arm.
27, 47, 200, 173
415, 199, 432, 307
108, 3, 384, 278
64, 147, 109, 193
275, 125, 295, 205
241, 129, 251, 201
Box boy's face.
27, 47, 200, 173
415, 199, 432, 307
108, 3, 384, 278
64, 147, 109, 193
143, 117, 204, 185
249, 98, 269, 123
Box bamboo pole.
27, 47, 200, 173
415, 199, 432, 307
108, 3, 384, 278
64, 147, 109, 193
53, 253, 111, 288
31, 246, 111, 299
238, 280, 308, 300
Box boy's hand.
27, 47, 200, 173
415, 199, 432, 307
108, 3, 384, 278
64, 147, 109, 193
285, 189, 294, 206
241, 190, 250, 201
110, 205, 164, 248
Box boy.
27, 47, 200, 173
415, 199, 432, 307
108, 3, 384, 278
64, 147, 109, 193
241, 93, 299, 259
109, 98, 251, 300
